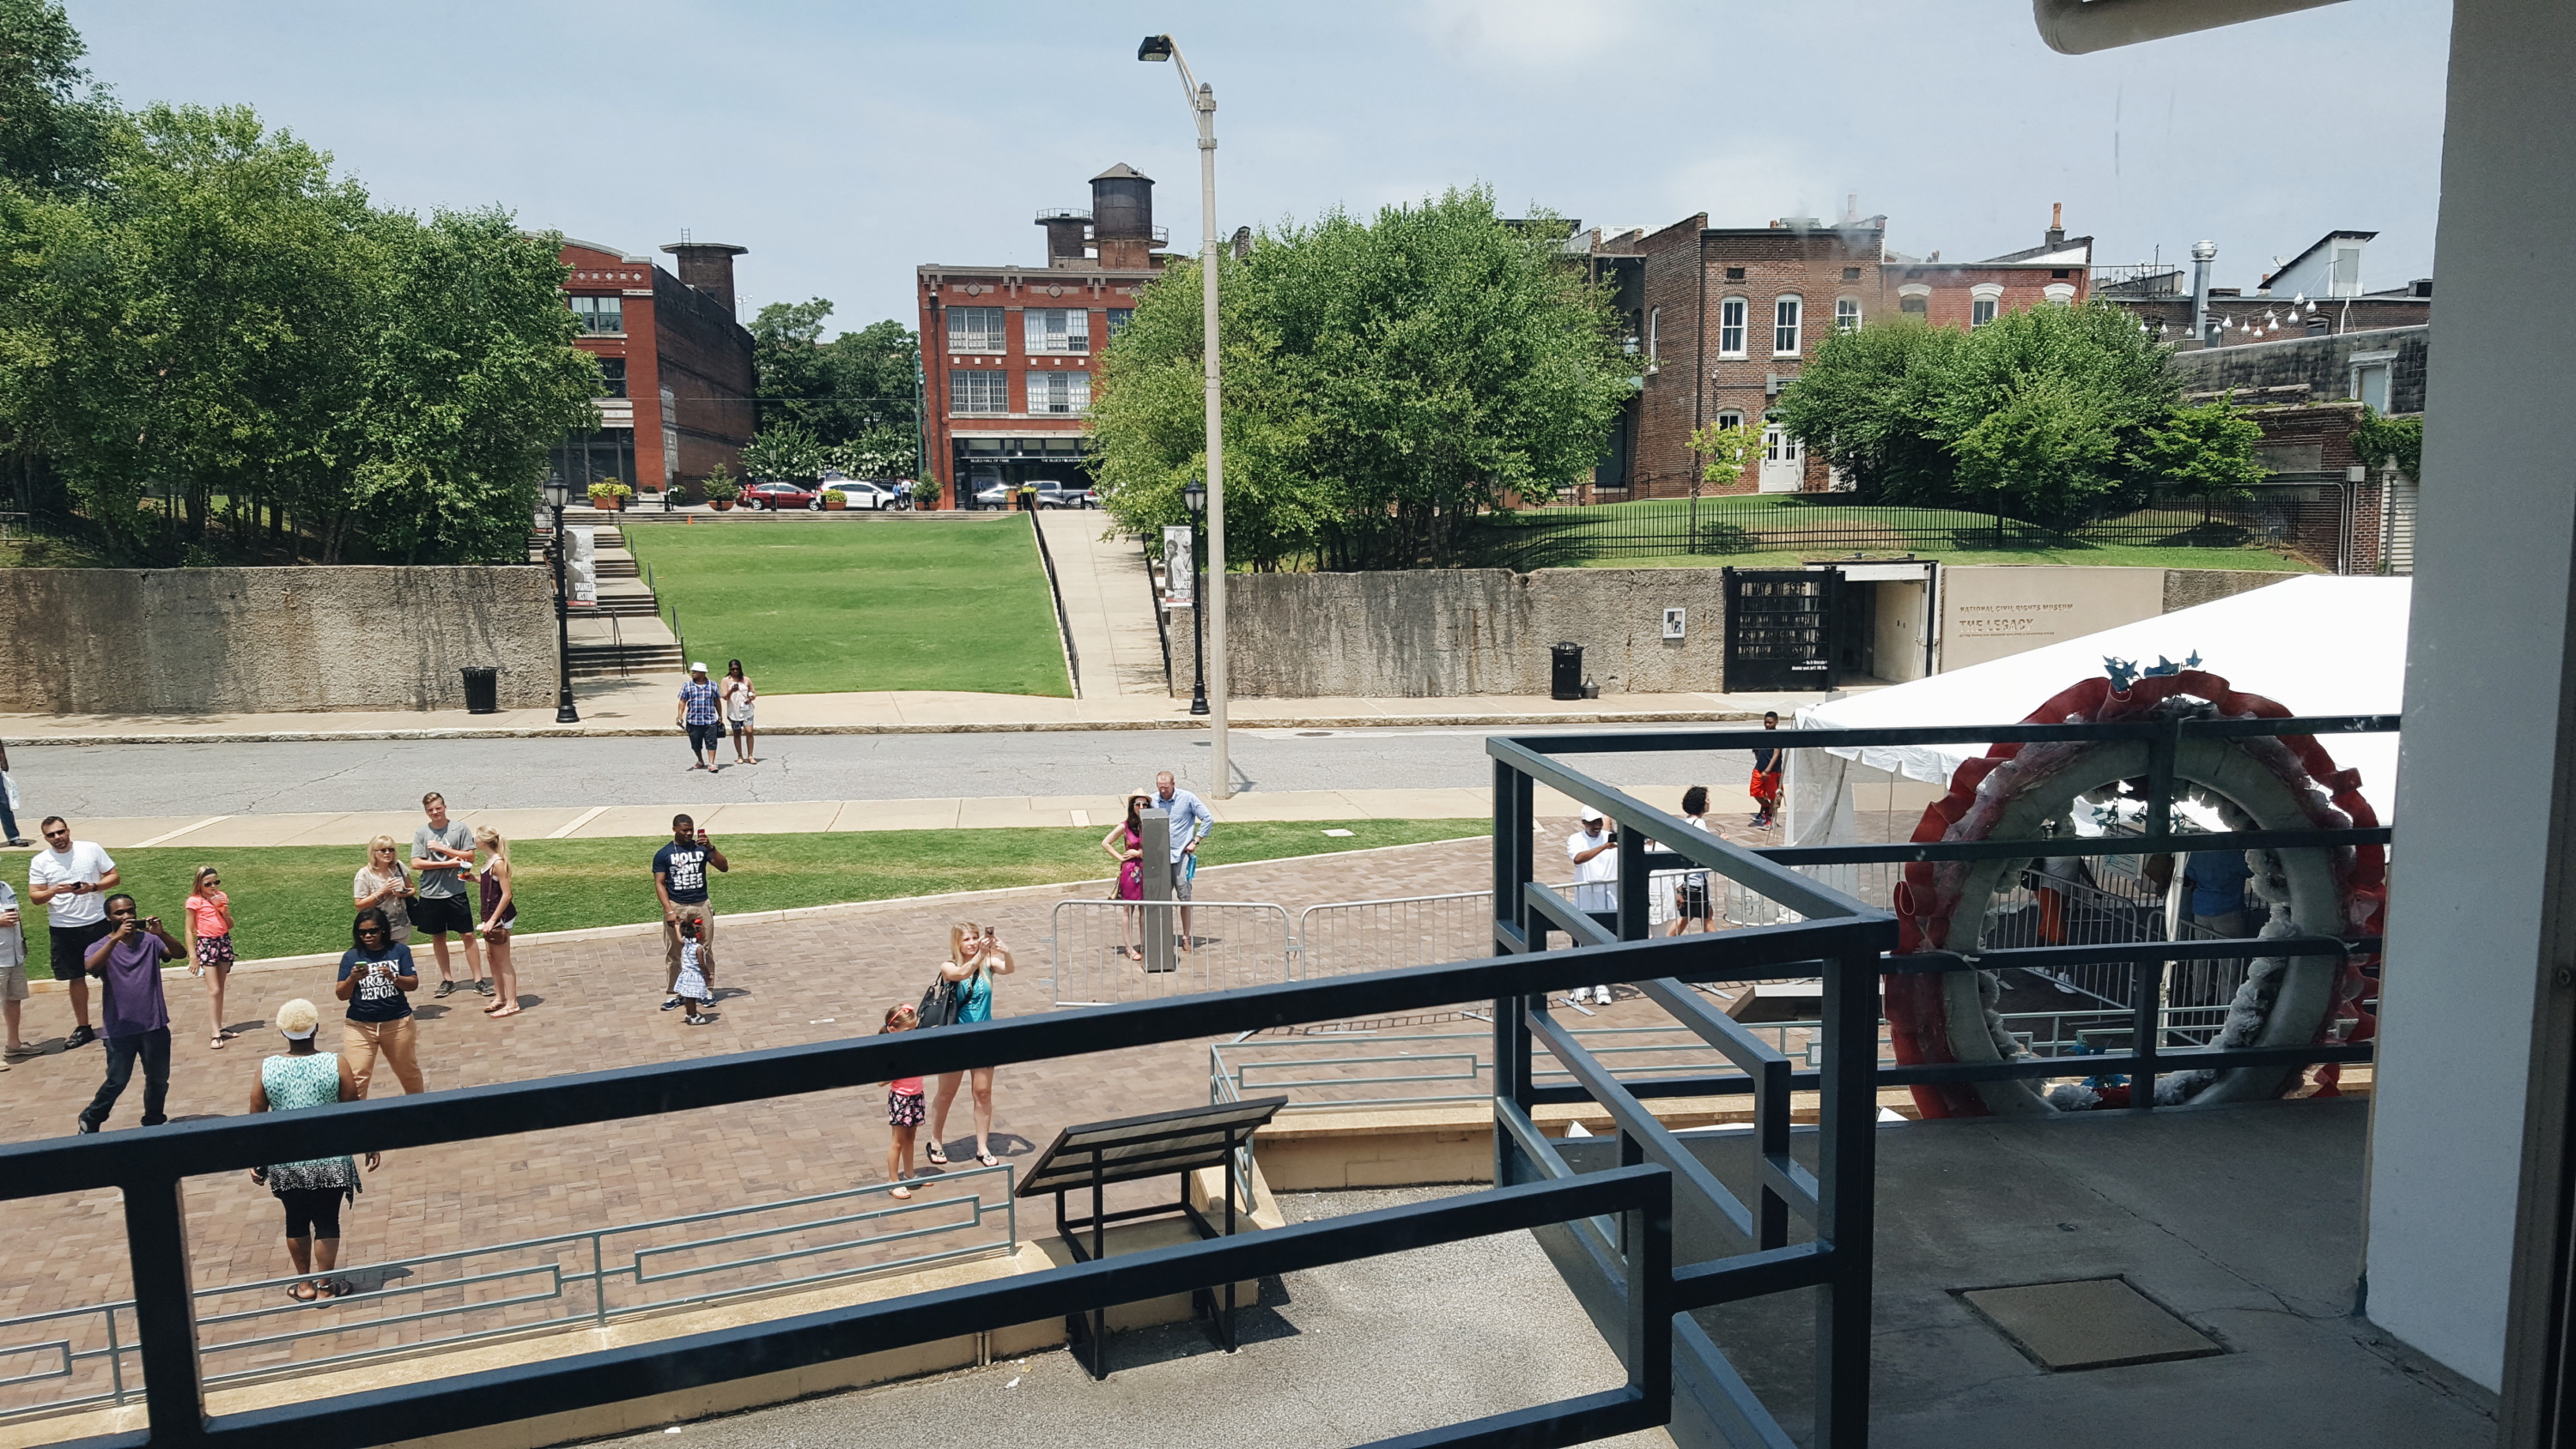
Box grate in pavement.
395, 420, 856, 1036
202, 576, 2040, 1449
1957, 1276, 2225, 1372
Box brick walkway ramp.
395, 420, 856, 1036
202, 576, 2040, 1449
0, 816, 1789, 1419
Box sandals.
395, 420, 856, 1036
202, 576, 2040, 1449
890, 1183, 914, 1200
976, 1152, 1002, 1168
313, 1278, 349, 1300
489, 1005, 522, 1018
289, 1282, 318, 1303
924, 1145, 951, 1166
209, 1036, 224, 1050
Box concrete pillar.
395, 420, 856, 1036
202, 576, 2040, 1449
1139, 809, 1177, 975
2366, 0, 2576, 1404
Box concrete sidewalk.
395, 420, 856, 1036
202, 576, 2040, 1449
1036, 509, 1170, 699
0, 682, 1824, 746
20, 779, 1710, 851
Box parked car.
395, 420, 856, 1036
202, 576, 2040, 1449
972, 482, 1012, 507
830, 480, 899, 511
744, 481, 820, 511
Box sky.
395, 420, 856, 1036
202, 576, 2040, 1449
66, 0, 2450, 338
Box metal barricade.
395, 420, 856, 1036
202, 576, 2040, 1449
1048, 899, 1292, 1006
1292, 890, 1492, 979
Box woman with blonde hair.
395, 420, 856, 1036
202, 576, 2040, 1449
352, 836, 415, 944
925, 919, 1015, 1169
183, 864, 237, 1050
249, 997, 376, 1302
471, 826, 520, 1017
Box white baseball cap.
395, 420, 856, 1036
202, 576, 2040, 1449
1580, 807, 1605, 822
689, 661, 708, 674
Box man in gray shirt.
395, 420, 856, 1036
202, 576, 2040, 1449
409, 791, 487, 998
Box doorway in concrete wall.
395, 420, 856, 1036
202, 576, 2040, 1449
1723, 567, 1841, 691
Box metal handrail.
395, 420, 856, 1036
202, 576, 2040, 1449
1025, 511, 1082, 697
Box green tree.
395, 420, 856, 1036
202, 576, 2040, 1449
739, 420, 827, 481
750, 299, 917, 446
1093, 186, 1631, 569
0, 0, 116, 194
1770, 318, 1965, 504
2128, 393, 2265, 506
2354, 406, 2421, 478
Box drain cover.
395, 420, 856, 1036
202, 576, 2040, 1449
1957, 1277, 2223, 1372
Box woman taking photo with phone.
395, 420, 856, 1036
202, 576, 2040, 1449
926, 919, 1015, 1170
184, 864, 237, 1051
336, 907, 422, 1098
352, 836, 415, 944
471, 827, 520, 1017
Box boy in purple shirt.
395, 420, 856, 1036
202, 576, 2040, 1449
76, 894, 180, 1134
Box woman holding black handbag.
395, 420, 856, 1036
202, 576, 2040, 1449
924, 919, 1014, 1168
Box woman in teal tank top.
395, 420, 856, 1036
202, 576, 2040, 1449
925, 920, 1016, 1169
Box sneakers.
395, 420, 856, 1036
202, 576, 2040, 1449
661, 995, 683, 1011
76, 1119, 96, 1134
65, 1024, 95, 1048
684, 1011, 714, 1026
474, 979, 495, 997
434, 980, 456, 999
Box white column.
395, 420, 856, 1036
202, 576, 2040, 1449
2366, 0, 2576, 1396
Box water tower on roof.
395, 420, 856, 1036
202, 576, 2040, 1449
1091, 163, 1158, 270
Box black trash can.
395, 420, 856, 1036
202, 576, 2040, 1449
461, 667, 500, 715
1550, 642, 1585, 701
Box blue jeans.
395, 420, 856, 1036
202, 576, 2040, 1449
0, 788, 17, 842
81, 1026, 171, 1129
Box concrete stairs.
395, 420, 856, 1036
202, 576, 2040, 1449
532, 524, 678, 676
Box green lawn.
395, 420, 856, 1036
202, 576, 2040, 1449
9, 820, 1482, 978
624, 517, 1072, 696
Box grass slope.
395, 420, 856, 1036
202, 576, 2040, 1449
9, 820, 1481, 978
625, 518, 1072, 696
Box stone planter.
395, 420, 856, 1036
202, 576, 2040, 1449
589, 494, 624, 512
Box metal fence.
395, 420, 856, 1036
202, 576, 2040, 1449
1048, 900, 1292, 1005
1470, 488, 2353, 569
1295, 891, 1492, 979
0, 1166, 1015, 1425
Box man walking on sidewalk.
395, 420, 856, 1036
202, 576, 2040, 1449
677, 664, 725, 772
655, 815, 728, 1009
27, 815, 112, 1047
1748, 712, 1785, 829
76, 894, 179, 1132
410, 792, 486, 999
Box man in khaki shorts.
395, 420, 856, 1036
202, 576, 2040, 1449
0, 878, 26, 1068
653, 815, 728, 1009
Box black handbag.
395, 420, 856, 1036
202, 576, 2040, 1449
917, 973, 960, 1028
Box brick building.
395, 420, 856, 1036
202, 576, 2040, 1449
2099, 228, 2433, 350
553, 239, 757, 499
1582, 207, 2092, 499
915, 165, 1172, 507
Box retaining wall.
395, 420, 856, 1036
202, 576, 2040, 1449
0, 566, 557, 713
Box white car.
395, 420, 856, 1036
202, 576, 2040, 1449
826, 480, 897, 510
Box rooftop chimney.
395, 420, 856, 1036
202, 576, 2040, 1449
1090, 163, 1157, 270
661, 241, 748, 314
2046, 203, 2065, 248
2191, 239, 2218, 345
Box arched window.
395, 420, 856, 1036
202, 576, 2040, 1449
1714, 409, 1747, 431
1898, 282, 1930, 318
1717, 297, 1748, 357
1835, 297, 1861, 332
1970, 282, 2004, 328
2042, 282, 2077, 304
1773, 295, 1803, 355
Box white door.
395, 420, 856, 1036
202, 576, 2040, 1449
1759, 424, 1805, 493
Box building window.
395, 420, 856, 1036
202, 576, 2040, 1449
951, 370, 1008, 415
1028, 370, 1091, 415
1899, 285, 1929, 317
1834, 298, 1861, 332
570, 296, 623, 334
1714, 409, 1746, 431
1718, 297, 1747, 357
1723, 265, 1745, 281
550, 427, 635, 490
2353, 362, 2392, 413
947, 306, 1006, 355
597, 356, 627, 398
1026, 308, 1091, 354
2042, 282, 2077, 303
1106, 307, 1135, 338
1773, 295, 1802, 355
1647, 306, 1660, 359
1762, 423, 1804, 465
1842, 267, 1862, 282
1971, 296, 1999, 328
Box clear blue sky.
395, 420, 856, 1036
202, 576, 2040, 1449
68, 0, 2447, 337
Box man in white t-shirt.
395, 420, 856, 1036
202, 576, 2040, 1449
1567, 809, 1620, 1007
27, 815, 114, 1048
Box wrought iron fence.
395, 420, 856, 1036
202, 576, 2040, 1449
0, 1167, 1016, 1425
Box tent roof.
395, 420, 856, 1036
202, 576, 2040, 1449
1796, 574, 2407, 819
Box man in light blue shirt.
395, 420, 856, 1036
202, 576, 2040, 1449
1155, 772, 1215, 951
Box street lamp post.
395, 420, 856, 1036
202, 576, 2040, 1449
1139, 33, 1229, 798
1184, 478, 1208, 716
543, 473, 580, 724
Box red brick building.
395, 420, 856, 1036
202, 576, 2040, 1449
915, 164, 1172, 507
554, 239, 757, 499
1583, 208, 2092, 498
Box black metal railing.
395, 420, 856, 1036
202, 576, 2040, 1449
1485, 708, 2393, 1446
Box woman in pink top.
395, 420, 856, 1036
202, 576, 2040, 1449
184, 865, 237, 1051
881, 1002, 925, 1199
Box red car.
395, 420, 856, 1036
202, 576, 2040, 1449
743, 482, 821, 511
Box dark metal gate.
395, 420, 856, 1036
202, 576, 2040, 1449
1723, 567, 1841, 692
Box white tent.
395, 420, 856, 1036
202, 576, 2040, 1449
1787, 574, 2408, 848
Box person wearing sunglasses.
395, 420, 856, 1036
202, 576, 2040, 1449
184, 865, 238, 1051
335, 908, 422, 1098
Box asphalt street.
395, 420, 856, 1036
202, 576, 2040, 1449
7, 724, 1765, 821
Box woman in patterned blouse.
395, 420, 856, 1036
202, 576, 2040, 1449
247, 998, 379, 1302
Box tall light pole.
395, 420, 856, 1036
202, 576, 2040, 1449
543, 472, 580, 724
1139, 33, 1230, 799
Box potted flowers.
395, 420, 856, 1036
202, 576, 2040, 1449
703, 464, 741, 512
587, 479, 633, 512
822, 488, 848, 511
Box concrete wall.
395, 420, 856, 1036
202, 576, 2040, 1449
2167, 324, 2430, 416
1224, 568, 1734, 697
1939, 566, 2300, 673
0, 567, 557, 713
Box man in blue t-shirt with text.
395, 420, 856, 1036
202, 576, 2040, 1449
653, 813, 729, 1009
76, 894, 180, 1133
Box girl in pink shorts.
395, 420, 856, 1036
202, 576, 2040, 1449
882, 1003, 925, 1198
185, 865, 237, 1051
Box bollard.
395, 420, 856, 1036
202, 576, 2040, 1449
1140, 809, 1176, 974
